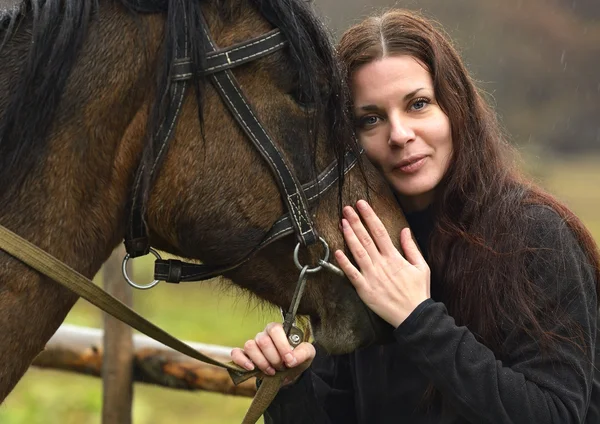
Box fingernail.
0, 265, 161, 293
357, 200, 367, 210
342, 219, 349, 229
266, 366, 276, 376
244, 361, 254, 371
285, 353, 297, 366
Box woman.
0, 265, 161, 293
232, 9, 600, 423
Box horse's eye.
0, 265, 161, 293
289, 87, 316, 110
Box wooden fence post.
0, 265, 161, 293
102, 245, 134, 424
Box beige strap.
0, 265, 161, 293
242, 373, 289, 424
0, 224, 284, 424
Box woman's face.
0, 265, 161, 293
351, 55, 453, 212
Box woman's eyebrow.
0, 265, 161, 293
357, 87, 427, 111
403, 87, 426, 100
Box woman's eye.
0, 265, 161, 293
357, 115, 380, 128
411, 98, 430, 111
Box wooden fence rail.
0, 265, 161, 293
32, 324, 257, 398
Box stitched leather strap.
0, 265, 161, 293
172, 29, 287, 79
126, 1, 191, 258
197, 18, 318, 247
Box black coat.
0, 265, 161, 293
265, 205, 599, 424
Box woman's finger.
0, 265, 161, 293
400, 228, 427, 269
290, 342, 316, 370
334, 249, 366, 289
342, 205, 380, 259
341, 217, 374, 270
355, 200, 398, 256
255, 331, 285, 371
265, 323, 296, 367
230, 347, 255, 371
280, 342, 317, 386
243, 338, 277, 375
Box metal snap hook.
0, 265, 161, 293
293, 236, 330, 274
122, 248, 162, 290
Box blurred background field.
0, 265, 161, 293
2, 0, 599, 423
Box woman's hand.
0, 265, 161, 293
334, 200, 431, 328
231, 322, 315, 385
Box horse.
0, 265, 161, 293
0, 0, 406, 403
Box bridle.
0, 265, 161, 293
122, 5, 358, 340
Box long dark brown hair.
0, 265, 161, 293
338, 7, 600, 403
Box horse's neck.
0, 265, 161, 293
0, 2, 166, 403
1, 3, 164, 275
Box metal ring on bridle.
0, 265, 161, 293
122, 248, 163, 290
293, 236, 330, 273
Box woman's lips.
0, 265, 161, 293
395, 156, 428, 174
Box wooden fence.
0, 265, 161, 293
31, 247, 256, 424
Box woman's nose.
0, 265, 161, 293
388, 116, 416, 147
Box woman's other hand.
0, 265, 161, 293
335, 200, 431, 328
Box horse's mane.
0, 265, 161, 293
0, 0, 354, 202
0, 0, 97, 198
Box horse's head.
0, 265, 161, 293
0, 0, 407, 355
139, 0, 407, 353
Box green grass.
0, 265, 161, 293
1, 154, 599, 423
537, 156, 600, 239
